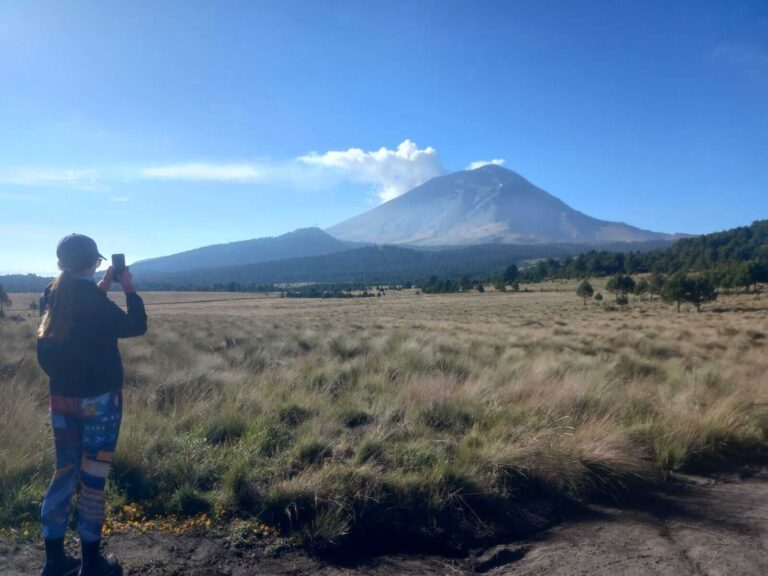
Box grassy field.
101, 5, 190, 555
2, 283, 767, 549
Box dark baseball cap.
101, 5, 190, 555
57, 233, 106, 271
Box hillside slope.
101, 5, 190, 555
134, 240, 672, 289
328, 164, 676, 245
131, 227, 356, 275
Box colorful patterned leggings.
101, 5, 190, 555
41, 390, 122, 542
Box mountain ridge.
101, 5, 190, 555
133, 239, 674, 289
130, 227, 358, 275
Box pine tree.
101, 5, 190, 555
634, 278, 650, 300
686, 277, 718, 312
648, 272, 666, 302
576, 279, 594, 307
606, 274, 636, 306
661, 273, 687, 312
502, 264, 519, 284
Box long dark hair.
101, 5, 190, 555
38, 270, 75, 341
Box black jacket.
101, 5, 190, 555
37, 279, 148, 397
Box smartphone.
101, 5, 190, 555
111, 254, 126, 283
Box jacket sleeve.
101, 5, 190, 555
97, 292, 148, 338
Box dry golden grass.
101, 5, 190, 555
2, 284, 767, 547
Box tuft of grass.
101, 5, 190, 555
221, 461, 262, 515
0, 478, 44, 526
112, 439, 157, 503
419, 403, 474, 433
356, 438, 386, 464
204, 416, 248, 445
341, 408, 373, 428
293, 504, 352, 550
279, 404, 313, 427
293, 440, 332, 468
611, 354, 663, 381
329, 337, 368, 361
165, 484, 212, 517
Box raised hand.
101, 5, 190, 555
97, 266, 115, 293
119, 268, 136, 293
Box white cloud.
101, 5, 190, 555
137, 140, 446, 201
141, 163, 263, 182
299, 139, 444, 202
467, 158, 505, 170
3, 144, 506, 203
1, 168, 106, 192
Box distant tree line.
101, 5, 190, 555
416, 275, 485, 294
281, 284, 397, 299
516, 220, 768, 293
0, 274, 52, 293
209, 282, 277, 292
575, 271, 720, 312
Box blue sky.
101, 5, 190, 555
1, 0, 767, 274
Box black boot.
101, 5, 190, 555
79, 540, 122, 576
40, 538, 80, 576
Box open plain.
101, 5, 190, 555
2, 283, 768, 574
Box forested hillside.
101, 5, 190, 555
0, 274, 52, 293
133, 240, 670, 289
518, 220, 768, 285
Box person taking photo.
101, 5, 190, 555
36, 234, 147, 576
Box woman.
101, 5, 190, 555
37, 234, 147, 576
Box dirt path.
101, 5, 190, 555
3, 470, 768, 575
495, 470, 768, 576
